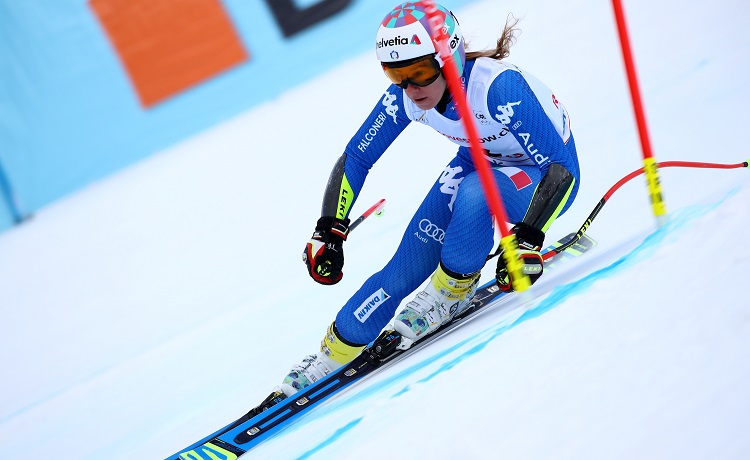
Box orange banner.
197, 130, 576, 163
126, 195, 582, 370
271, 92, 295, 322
90, 0, 249, 107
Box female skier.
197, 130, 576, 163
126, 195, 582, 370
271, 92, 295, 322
272, 1, 580, 401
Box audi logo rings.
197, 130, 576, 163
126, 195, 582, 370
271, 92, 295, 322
418, 219, 445, 243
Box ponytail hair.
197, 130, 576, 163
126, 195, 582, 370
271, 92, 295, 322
465, 14, 520, 61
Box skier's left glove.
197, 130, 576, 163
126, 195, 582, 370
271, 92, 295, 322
495, 223, 545, 292
303, 216, 350, 285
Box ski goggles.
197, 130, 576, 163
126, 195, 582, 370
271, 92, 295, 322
381, 54, 442, 89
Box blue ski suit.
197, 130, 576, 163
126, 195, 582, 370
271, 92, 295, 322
321, 57, 580, 345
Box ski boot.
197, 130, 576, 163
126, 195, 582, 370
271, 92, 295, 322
394, 262, 479, 343
280, 322, 365, 395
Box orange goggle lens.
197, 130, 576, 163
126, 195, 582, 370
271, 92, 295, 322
381, 55, 441, 89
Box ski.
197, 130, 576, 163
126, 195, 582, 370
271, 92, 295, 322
167, 232, 596, 460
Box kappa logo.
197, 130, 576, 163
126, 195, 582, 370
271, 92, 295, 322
439, 165, 464, 211
382, 90, 399, 123
354, 288, 390, 323
495, 100, 522, 125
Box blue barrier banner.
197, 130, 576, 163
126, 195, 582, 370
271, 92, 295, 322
0, 158, 23, 227
0, 0, 478, 233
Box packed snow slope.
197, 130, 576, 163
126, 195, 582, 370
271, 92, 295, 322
1, 0, 748, 459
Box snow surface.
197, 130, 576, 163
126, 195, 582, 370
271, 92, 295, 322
1, 0, 749, 459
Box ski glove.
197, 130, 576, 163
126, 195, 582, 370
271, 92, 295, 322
303, 216, 350, 285
495, 223, 545, 292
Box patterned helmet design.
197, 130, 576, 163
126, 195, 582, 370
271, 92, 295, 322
375, 2, 466, 75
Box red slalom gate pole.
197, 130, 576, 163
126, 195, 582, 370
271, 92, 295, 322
421, 1, 531, 291
611, 0, 668, 224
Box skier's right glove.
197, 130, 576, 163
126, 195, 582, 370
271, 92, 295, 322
303, 216, 350, 285
495, 223, 545, 292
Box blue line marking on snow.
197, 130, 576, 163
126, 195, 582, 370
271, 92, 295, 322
286, 187, 739, 458
295, 417, 364, 460
415, 190, 734, 385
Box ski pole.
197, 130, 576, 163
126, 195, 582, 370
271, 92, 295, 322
541, 159, 749, 261
349, 198, 386, 232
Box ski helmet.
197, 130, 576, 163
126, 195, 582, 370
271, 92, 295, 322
376, 2, 466, 76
